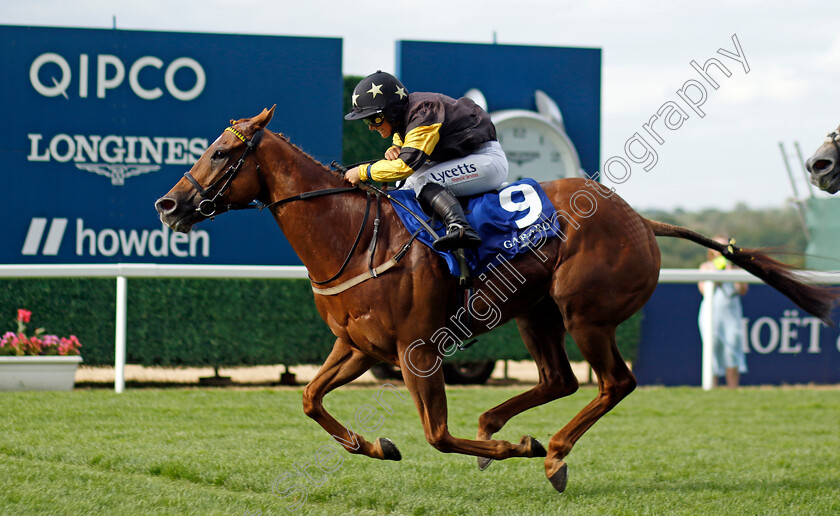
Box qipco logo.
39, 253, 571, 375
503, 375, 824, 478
29, 53, 206, 101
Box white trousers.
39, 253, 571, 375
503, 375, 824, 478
401, 140, 509, 197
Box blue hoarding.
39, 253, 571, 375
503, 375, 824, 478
396, 40, 601, 179
635, 284, 840, 385
1, 25, 342, 265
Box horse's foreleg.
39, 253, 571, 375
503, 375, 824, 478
544, 322, 636, 492
475, 296, 578, 469
399, 346, 546, 462
302, 338, 398, 460
477, 296, 578, 438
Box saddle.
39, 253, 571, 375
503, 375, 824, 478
387, 179, 561, 278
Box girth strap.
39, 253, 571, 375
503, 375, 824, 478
311, 228, 421, 296
311, 257, 399, 296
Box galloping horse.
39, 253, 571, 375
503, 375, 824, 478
155, 107, 837, 493
806, 125, 840, 194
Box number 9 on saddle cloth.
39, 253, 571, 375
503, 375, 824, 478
389, 178, 561, 277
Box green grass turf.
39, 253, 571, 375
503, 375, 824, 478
1, 385, 838, 515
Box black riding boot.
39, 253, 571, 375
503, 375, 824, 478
418, 183, 482, 251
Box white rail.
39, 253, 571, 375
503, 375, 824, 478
0, 263, 310, 279
1, 264, 837, 392
0, 264, 308, 392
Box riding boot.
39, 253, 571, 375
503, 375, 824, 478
417, 183, 482, 252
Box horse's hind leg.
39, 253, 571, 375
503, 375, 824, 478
475, 296, 579, 468
398, 345, 546, 462
544, 321, 636, 492
302, 337, 400, 461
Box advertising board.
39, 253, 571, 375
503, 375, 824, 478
635, 284, 840, 385
396, 40, 601, 179
2, 26, 342, 265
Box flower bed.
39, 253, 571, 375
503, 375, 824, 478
0, 309, 82, 391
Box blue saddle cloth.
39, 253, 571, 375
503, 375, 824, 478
387, 178, 560, 276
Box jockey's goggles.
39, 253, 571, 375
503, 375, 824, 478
364, 113, 386, 128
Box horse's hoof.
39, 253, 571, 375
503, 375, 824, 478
526, 436, 547, 457
377, 437, 402, 461
547, 461, 568, 493
477, 456, 493, 470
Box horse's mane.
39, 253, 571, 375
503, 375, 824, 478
268, 130, 346, 181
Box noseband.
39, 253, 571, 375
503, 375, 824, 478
183, 126, 264, 217
822, 130, 840, 168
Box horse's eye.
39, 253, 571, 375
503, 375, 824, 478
212, 150, 226, 161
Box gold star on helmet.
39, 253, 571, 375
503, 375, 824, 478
367, 82, 383, 98
395, 86, 407, 99
352, 93, 360, 106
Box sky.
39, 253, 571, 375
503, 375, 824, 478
3, 0, 839, 211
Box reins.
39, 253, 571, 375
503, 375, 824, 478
331, 161, 441, 239
183, 128, 430, 294
310, 191, 373, 285
185, 127, 359, 217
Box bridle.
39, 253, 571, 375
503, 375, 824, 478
184, 126, 367, 219
179, 126, 436, 290
180, 126, 396, 287
823, 130, 840, 166
183, 126, 266, 217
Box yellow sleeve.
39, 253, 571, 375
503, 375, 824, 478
400, 123, 441, 157
365, 123, 442, 182
358, 163, 370, 182
366, 158, 415, 182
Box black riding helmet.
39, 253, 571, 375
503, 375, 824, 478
345, 71, 409, 124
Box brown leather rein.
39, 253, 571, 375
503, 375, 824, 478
181, 128, 421, 294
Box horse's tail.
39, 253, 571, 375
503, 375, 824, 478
647, 219, 839, 325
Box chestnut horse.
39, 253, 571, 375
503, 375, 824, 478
806, 125, 840, 194
155, 107, 837, 493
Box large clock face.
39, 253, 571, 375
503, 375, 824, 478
493, 112, 582, 183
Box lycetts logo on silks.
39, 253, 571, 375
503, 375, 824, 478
429, 162, 479, 184
26, 52, 209, 185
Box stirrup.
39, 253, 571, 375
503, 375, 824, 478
447, 223, 466, 237
434, 224, 480, 251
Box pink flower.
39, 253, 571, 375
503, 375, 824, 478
26, 336, 43, 355
4, 310, 81, 356
0, 332, 24, 356
58, 335, 82, 356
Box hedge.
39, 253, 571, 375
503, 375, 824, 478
0, 277, 640, 367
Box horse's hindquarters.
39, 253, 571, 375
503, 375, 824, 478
541, 178, 660, 326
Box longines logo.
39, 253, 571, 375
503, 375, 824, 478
26, 133, 208, 185
74, 163, 160, 186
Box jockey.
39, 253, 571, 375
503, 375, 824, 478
344, 71, 509, 252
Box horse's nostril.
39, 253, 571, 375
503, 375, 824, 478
812, 159, 834, 174
155, 197, 177, 214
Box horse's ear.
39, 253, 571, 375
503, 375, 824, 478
252, 105, 276, 131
